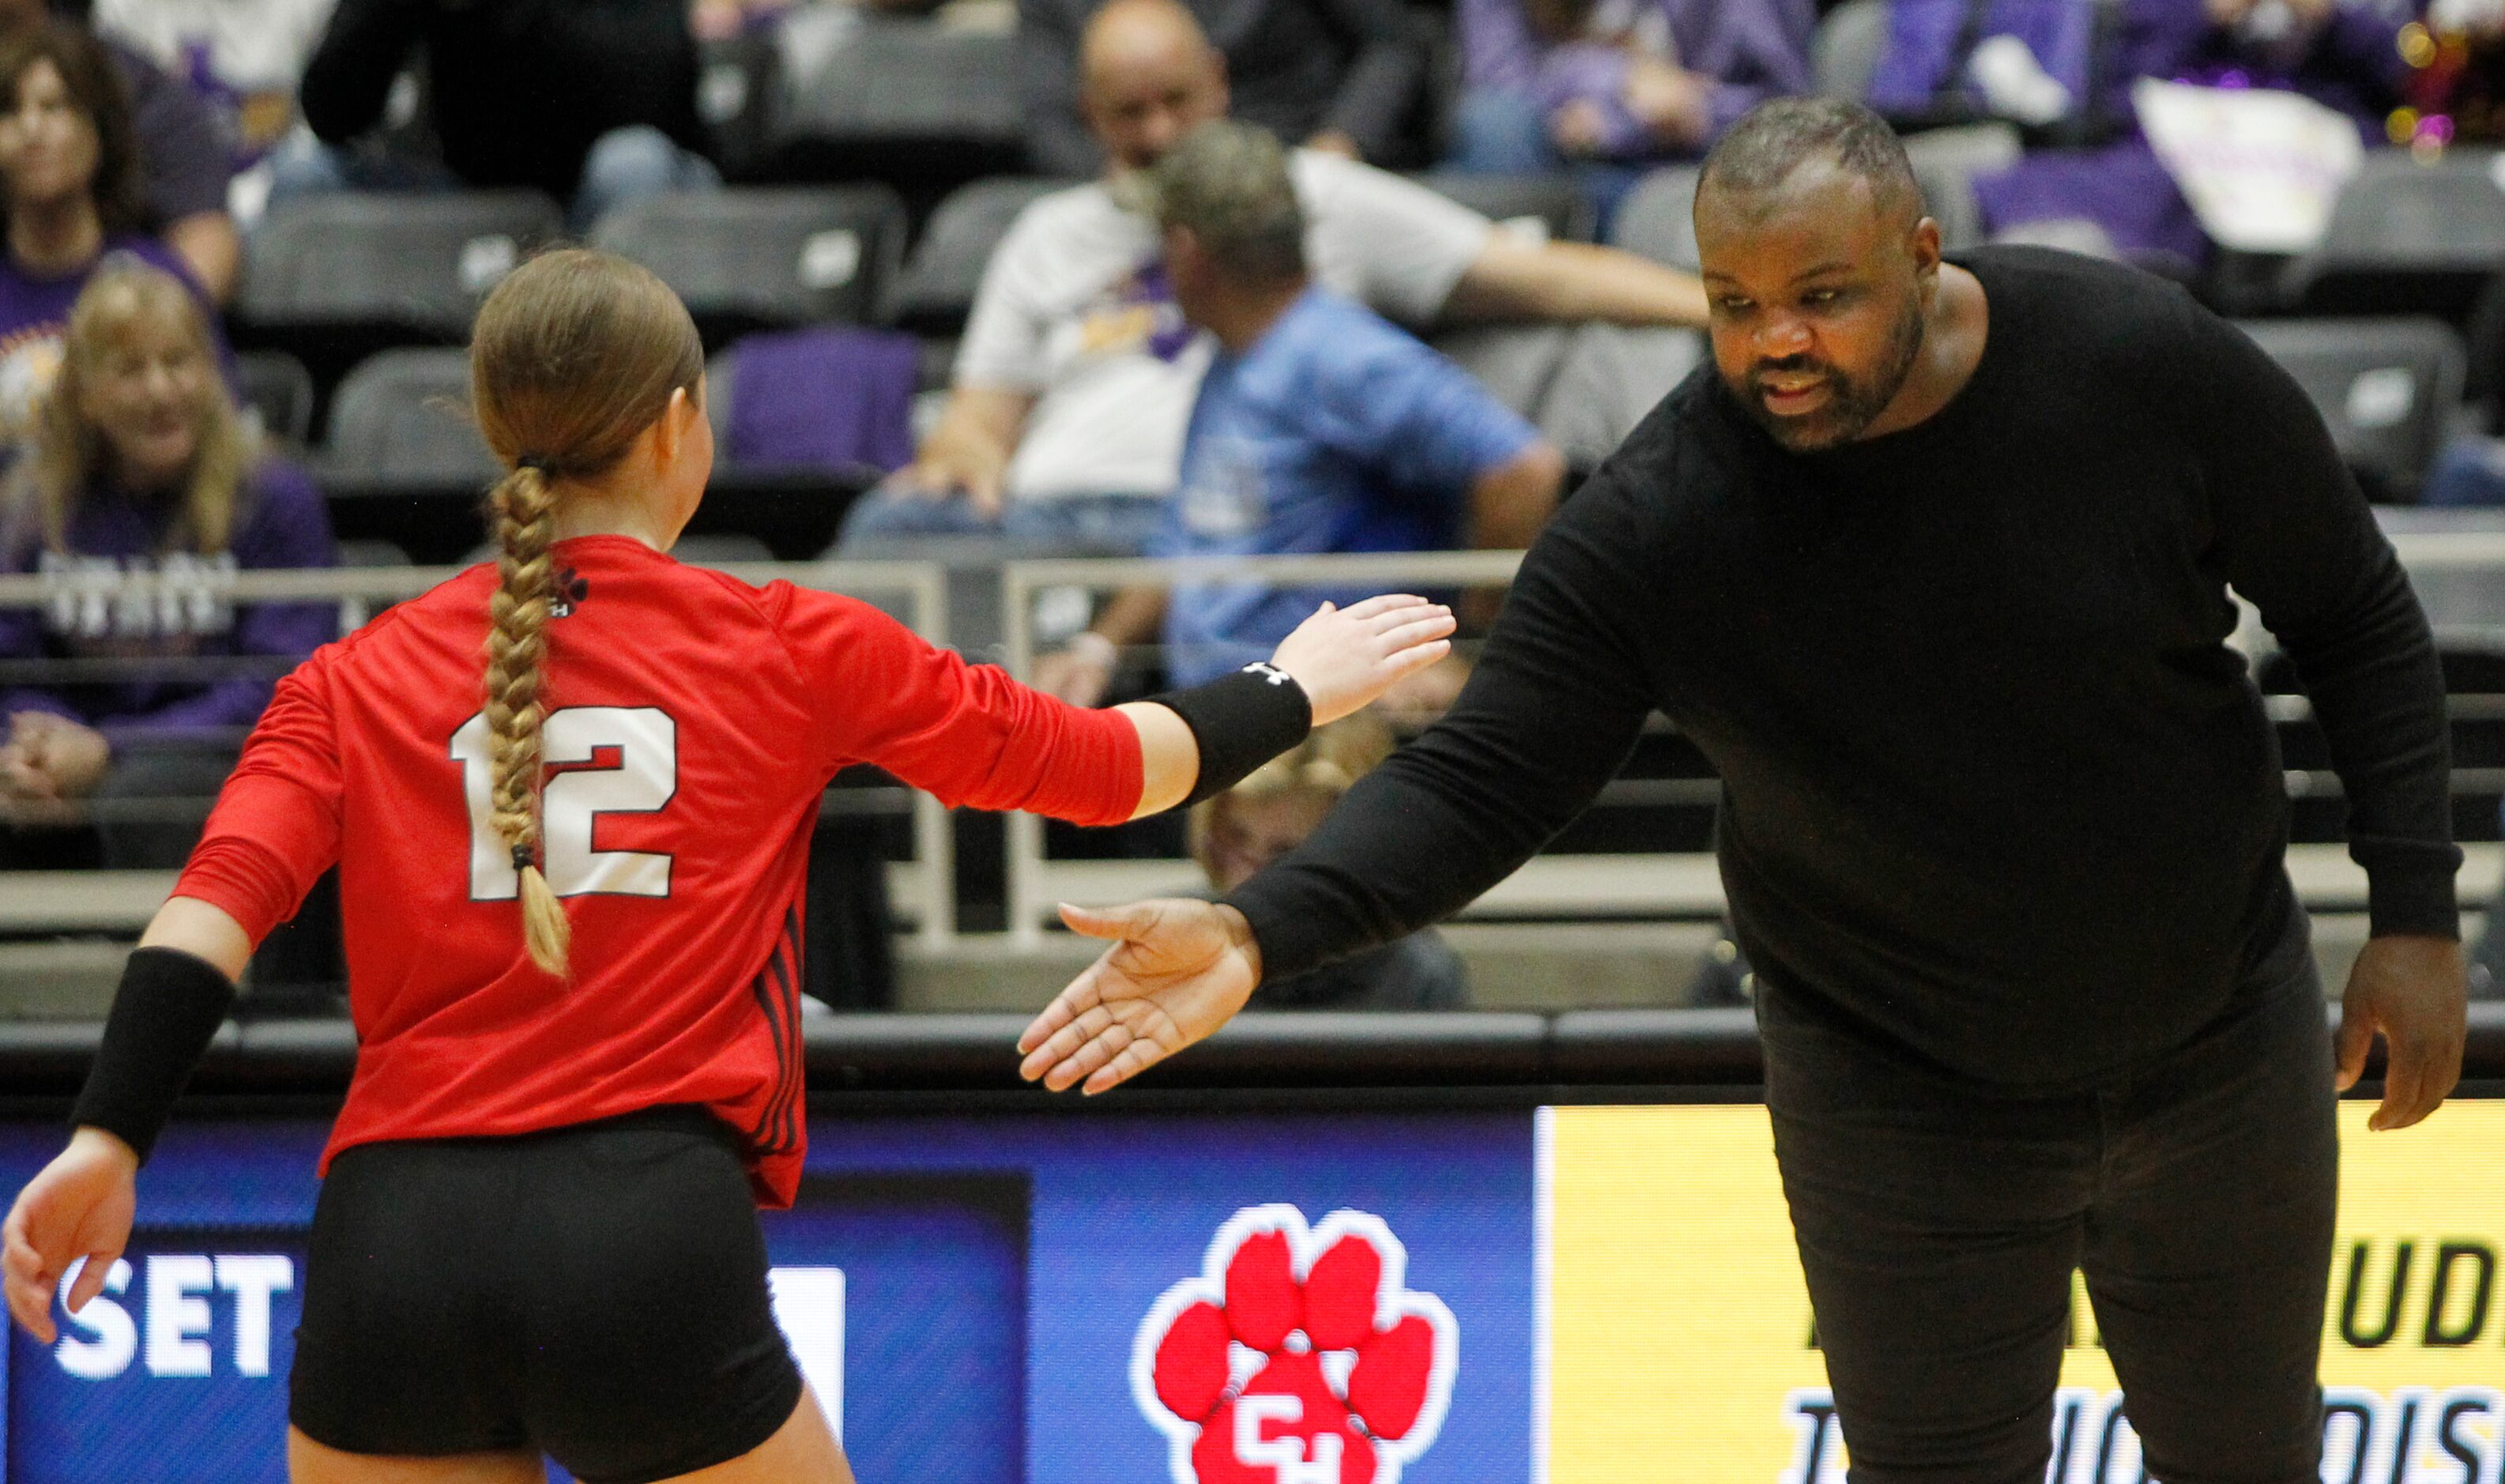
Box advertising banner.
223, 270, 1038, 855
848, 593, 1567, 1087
0, 1109, 1538, 1484
1542, 1102, 2505, 1484
7, 1097, 2499, 1482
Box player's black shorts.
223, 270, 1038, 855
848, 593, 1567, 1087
290, 1105, 804, 1484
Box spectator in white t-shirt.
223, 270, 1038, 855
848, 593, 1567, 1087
838, 0, 1709, 559
92, 0, 334, 179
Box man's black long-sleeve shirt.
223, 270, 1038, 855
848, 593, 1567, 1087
1227, 247, 2459, 1089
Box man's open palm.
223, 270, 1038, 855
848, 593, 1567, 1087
1018, 900, 1262, 1094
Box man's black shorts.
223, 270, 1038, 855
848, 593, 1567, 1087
290, 1106, 804, 1484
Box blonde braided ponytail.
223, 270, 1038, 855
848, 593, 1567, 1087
465, 247, 705, 980
484, 461, 570, 976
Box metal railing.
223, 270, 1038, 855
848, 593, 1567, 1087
8, 531, 2505, 955
0, 559, 961, 948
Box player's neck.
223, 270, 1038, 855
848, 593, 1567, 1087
548, 487, 675, 552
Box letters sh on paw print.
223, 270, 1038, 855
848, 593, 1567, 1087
1133, 1207, 1458, 1484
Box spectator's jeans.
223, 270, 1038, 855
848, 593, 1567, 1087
266, 124, 721, 234
835, 488, 1170, 661
1759, 944, 2335, 1483
2424, 435, 2505, 508
838, 488, 1168, 558
1445, 88, 1646, 237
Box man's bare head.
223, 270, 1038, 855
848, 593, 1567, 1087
1081, 0, 1229, 174
1693, 100, 1938, 451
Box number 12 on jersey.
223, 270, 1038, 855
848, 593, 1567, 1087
450, 706, 679, 901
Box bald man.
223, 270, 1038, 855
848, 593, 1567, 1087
1022, 0, 1421, 173
844, 0, 1708, 569
1019, 99, 2467, 1482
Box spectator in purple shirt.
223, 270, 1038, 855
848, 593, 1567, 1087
0, 261, 333, 868
0, 0, 238, 303
1447, 0, 1810, 225
1969, 0, 2421, 270
0, 21, 229, 446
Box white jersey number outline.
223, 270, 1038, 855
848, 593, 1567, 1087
450, 706, 678, 901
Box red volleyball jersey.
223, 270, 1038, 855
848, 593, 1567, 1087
174, 535, 1140, 1206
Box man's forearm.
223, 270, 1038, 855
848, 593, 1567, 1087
1468, 443, 1565, 552
1443, 239, 1709, 329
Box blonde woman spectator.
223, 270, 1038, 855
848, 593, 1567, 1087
0, 261, 333, 868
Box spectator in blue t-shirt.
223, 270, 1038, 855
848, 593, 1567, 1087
1034, 119, 1563, 703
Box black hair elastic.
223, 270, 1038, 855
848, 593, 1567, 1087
516, 454, 558, 475
511, 843, 536, 873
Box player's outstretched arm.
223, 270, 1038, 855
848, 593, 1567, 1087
1117, 595, 1454, 819
1018, 899, 1262, 1094
4, 896, 248, 1343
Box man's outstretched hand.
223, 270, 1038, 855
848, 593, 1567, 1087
2335, 933, 2465, 1132
1018, 900, 1263, 1094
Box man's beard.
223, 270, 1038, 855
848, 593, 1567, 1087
1726, 297, 1927, 453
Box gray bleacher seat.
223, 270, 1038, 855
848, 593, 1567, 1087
2282, 149, 2505, 319
1812, 0, 1889, 101
1430, 325, 1573, 420
671, 533, 776, 567
234, 349, 315, 446
1912, 160, 1983, 251
1536, 326, 1705, 468
1610, 158, 1982, 272
322, 348, 499, 488
1609, 166, 1702, 269
589, 186, 909, 336
2374, 506, 2505, 648
239, 191, 565, 340
697, 30, 783, 179
705, 345, 738, 450
1411, 171, 1593, 243
887, 176, 1071, 333
2236, 317, 2467, 501
776, 21, 1022, 156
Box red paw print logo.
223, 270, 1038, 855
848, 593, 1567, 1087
1132, 1206, 1457, 1484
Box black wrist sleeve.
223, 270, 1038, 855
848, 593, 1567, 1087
69, 947, 237, 1165
1146, 662, 1315, 808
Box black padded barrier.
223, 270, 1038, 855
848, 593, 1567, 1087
5, 1003, 2504, 1103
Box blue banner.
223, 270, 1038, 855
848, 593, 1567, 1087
2, 1109, 1537, 1484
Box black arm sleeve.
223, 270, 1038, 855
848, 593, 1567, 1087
2179, 299, 2462, 937
296, 0, 426, 146
1223, 482, 1659, 978
1309, 0, 1428, 160
1017, 0, 1106, 178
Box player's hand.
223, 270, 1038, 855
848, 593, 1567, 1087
4, 1127, 139, 1345
2334, 933, 2465, 1132
1268, 595, 1455, 727
1018, 900, 1262, 1094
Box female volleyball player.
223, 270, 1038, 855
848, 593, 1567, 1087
0, 248, 1454, 1484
